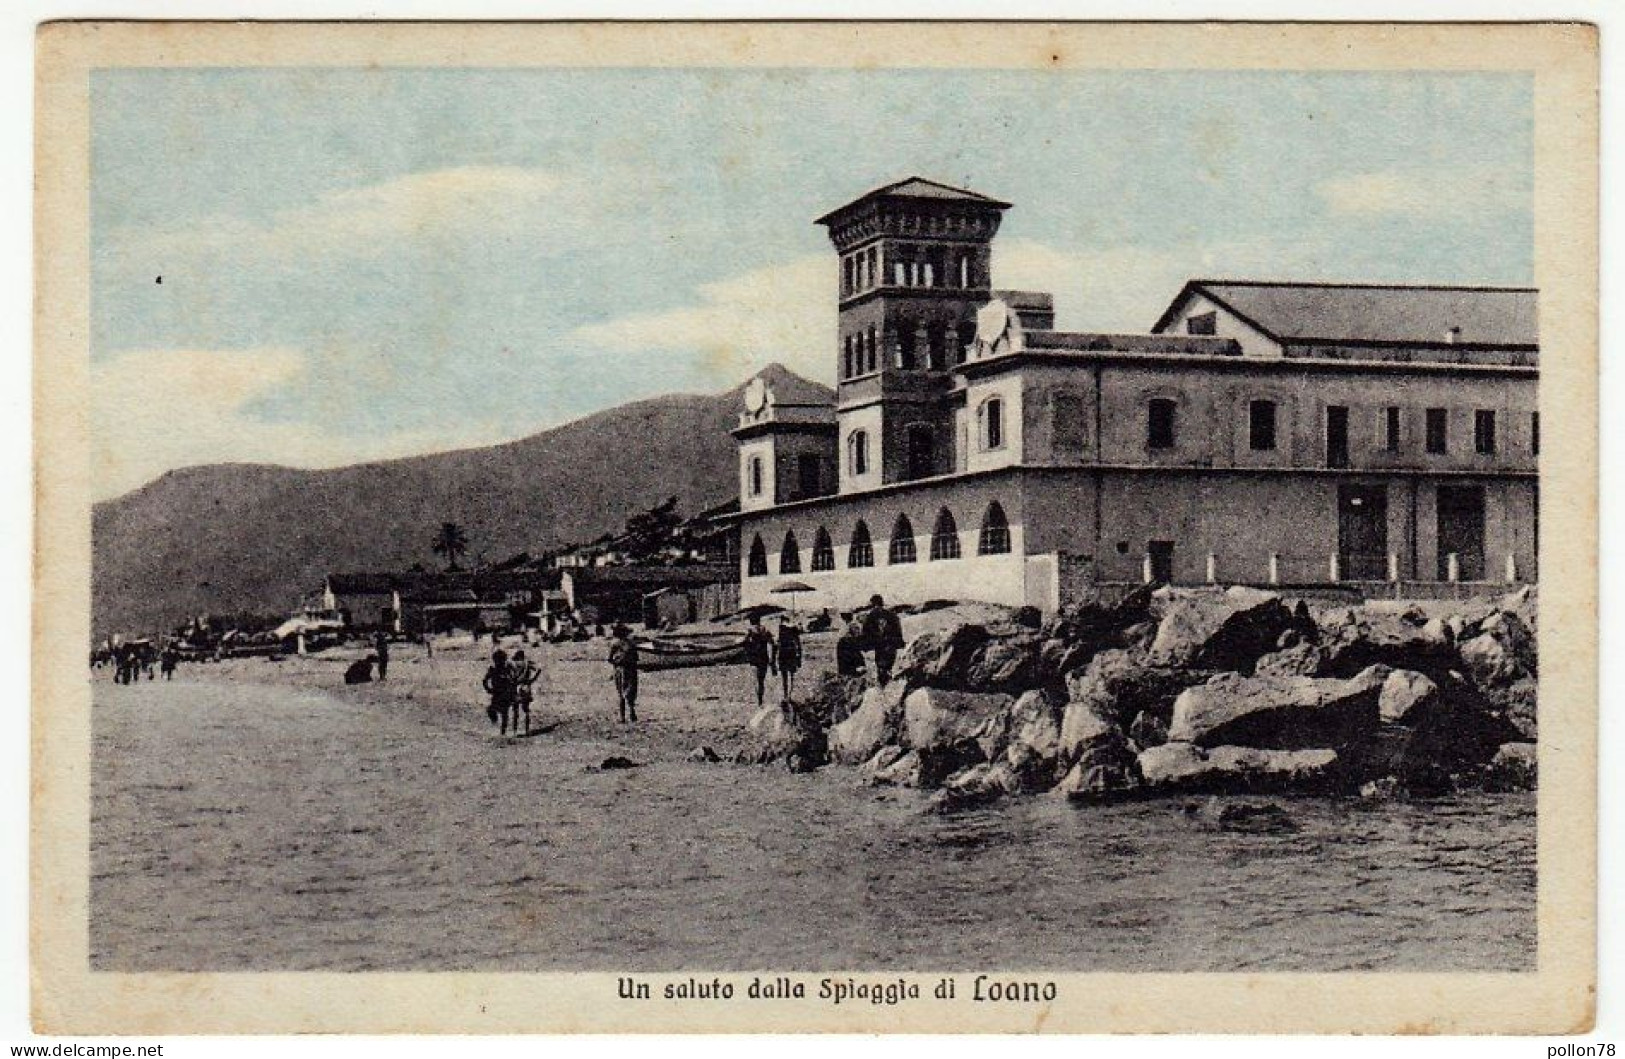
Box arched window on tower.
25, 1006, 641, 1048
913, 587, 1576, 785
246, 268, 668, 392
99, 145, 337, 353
747, 534, 768, 576
930, 508, 961, 560
889, 515, 917, 564
842, 256, 853, 297
811, 527, 835, 572
980, 396, 1006, 451
748, 455, 764, 497
848, 430, 870, 477
866, 327, 878, 374
927, 322, 947, 371
898, 321, 917, 370
779, 531, 801, 575
959, 253, 970, 288
848, 521, 874, 568
979, 502, 1012, 555
894, 259, 907, 287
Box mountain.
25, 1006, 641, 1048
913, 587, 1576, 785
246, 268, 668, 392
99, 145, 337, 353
91, 364, 829, 639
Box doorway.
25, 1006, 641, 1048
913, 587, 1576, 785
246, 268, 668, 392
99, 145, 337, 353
1147, 540, 1175, 584
1337, 484, 1388, 580
1436, 485, 1486, 581
905, 425, 936, 480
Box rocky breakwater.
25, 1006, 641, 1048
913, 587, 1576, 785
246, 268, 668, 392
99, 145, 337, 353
803, 585, 1538, 811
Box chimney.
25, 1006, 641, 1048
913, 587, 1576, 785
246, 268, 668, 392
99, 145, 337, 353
1445, 326, 1462, 345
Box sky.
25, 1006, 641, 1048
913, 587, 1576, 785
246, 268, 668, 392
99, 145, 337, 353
91, 68, 1533, 498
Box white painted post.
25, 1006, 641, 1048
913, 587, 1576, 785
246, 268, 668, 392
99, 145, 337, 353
1505, 553, 1518, 584
1329, 552, 1341, 583
296, 631, 306, 656
1387, 552, 1400, 583
1446, 552, 1461, 583
1206, 552, 1218, 584
1268, 553, 1281, 585
1142, 553, 1154, 584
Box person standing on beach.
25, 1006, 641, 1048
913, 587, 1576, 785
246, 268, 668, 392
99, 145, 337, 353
372, 631, 390, 681
482, 648, 515, 733
861, 595, 904, 687
776, 619, 803, 712
159, 646, 178, 681
607, 624, 639, 723
509, 649, 539, 735
835, 618, 867, 678
742, 615, 776, 708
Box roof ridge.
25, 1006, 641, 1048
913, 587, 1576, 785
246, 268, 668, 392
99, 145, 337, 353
1191, 278, 1537, 293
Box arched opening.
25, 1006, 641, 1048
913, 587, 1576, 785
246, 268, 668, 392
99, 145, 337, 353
811, 527, 835, 572
897, 320, 917, 370
889, 515, 917, 564
779, 531, 801, 574
848, 521, 874, 568
930, 508, 961, 560
978, 502, 1012, 555
848, 430, 870, 477
747, 534, 768, 576
980, 397, 1005, 450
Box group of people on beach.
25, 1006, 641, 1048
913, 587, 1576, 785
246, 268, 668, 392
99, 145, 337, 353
470, 595, 905, 737
99, 642, 179, 684
480, 647, 542, 735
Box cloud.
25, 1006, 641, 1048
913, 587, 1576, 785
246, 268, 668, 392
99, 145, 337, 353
569, 253, 835, 384
92, 347, 518, 499
1315, 166, 1528, 219
125, 165, 572, 262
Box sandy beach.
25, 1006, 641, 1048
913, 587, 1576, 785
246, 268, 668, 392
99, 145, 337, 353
90, 632, 1536, 972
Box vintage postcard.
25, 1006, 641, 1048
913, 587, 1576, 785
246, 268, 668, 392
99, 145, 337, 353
33, 20, 1598, 1035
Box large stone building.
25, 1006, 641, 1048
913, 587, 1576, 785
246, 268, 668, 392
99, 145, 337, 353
731, 177, 1538, 613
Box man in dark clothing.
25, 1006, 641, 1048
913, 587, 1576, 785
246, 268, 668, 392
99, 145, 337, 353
509, 649, 539, 735
372, 631, 390, 680
159, 647, 178, 681
742, 615, 776, 707
776, 619, 803, 709
860, 594, 905, 687
835, 619, 867, 677
608, 624, 639, 723
482, 648, 515, 732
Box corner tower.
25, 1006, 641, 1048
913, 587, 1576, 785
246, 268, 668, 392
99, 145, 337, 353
816, 177, 1011, 490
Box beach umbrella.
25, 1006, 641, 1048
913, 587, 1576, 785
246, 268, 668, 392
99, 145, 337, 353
769, 580, 815, 616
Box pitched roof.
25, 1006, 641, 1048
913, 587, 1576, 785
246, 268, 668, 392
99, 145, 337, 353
1156, 280, 1538, 348
755, 366, 834, 408
816, 176, 1011, 225
326, 573, 396, 595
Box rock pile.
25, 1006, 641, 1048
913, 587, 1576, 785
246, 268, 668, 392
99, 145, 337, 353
807, 585, 1538, 806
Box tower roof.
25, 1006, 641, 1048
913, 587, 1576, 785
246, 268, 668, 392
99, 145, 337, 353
815, 176, 1011, 226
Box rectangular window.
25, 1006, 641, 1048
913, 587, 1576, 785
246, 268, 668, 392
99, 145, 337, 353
1384, 406, 1402, 453
1248, 400, 1277, 451
1425, 408, 1449, 454
748, 456, 763, 497
1186, 312, 1217, 336
1531, 411, 1540, 456
1474, 410, 1497, 455
1325, 405, 1350, 468
1147, 399, 1176, 450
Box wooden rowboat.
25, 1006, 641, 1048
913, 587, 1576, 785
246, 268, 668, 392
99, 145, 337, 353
635, 632, 749, 671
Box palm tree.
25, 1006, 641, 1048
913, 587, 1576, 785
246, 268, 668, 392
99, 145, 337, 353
431, 522, 470, 571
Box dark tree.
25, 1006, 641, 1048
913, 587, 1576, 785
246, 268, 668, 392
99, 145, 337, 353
431, 522, 470, 571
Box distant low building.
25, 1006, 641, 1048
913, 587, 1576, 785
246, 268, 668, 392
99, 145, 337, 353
320, 573, 400, 630
560, 563, 736, 627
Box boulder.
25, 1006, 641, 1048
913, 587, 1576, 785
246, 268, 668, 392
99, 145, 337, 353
869, 745, 983, 789
828, 682, 907, 765
1127, 710, 1169, 750
800, 671, 868, 727
1148, 587, 1295, 673
1052, 738, 1142, 801
927, 763, 1016, 813
962, 633, 1043, 692
1253, 641, 1330, 678
1058, 697, 1120, 762
1168, 667, 1386, 750
1498, 585, 1538, 637
857, 745, 907, 782
1138, 741, 1339, 793
1377, 669, 1442, 724
1457, 612, 1537, 689
1483, 741, 1538, 792
892, 623, 990, 689
744, 704, 827, 767
1064, 648, 1200, 728
1317, 612, 1458, 681
687, 745, 721, 763
901, 688, 1013, 753
1485, 678, 1538, 741
1011, 605, 1044, 630
1004, 689, 1064, 761
1038, 637, 1096, 683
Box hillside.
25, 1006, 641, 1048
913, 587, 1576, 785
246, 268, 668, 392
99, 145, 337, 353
91, 364, 828, 638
